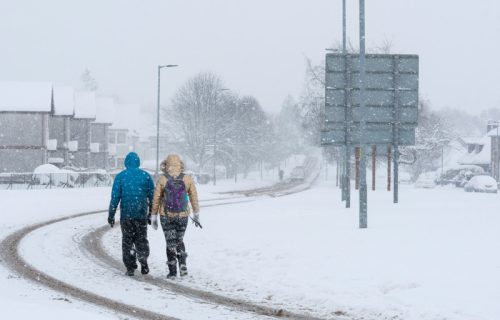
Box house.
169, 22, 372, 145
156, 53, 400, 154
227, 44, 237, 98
458, 137, 490, 173
108, 103, 151, 170
487, 120, 500, 181
91, 97, 114, 170
70, 91, 96, 168
0, 81, 53, 172
48, 86, 75, 167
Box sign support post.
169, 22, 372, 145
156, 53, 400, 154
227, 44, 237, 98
358, 0, 368, 228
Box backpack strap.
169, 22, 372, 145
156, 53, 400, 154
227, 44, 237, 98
165, 173, 184, 181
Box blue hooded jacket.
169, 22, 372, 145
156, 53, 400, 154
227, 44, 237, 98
108, 152, 154, 220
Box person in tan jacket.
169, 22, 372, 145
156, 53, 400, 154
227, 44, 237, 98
150, 154, 200, 278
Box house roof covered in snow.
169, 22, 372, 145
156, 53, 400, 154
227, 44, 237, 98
110, 103, 152, 137
94, 97, 115, 124
74, 91, 97, 119
53, 86, 74, 116
459, 136, 491, 166
462, 137, 487, 145
0, 81, 53, 113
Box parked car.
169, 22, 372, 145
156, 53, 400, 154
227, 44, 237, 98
415, 172, 437, 188
184, 170, 210, 184
436, 165, 484, 187
33, 164, 79, 187
290, 166, 306, 181
464, 175, 498, 193
398, 171, 412, 184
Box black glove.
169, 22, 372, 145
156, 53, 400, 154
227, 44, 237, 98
147, 213, 152, 225
108, 217, 115, 228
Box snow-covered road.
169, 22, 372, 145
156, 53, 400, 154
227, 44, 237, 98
19, 211, 274, 320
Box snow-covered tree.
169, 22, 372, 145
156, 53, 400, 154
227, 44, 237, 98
80, 68, 98, 92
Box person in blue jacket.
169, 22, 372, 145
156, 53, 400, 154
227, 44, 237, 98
108, 152, 155, 276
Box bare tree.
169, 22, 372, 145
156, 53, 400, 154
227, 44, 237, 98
168, 72, 276, 177
80, 68, 98, 92
168, 72, 224, 171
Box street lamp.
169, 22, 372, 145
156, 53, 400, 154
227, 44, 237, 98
213, 88, 229, 186
233, 101, 250, 183
156, 64, 178, 179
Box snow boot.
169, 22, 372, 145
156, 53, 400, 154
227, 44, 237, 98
179, 264, 188, 277
167, 262, 177, 279
178, 253, 188, 277
140, 262, 149, 275
125, 269, 135, 276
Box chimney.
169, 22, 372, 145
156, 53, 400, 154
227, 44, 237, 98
487, 120, 500, 134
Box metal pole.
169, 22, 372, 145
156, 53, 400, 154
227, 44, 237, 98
441, 145, 444, 178
355, 147, 360, 190
343, 0, 351, 208
336, 152, 339, 186
213, 124, 217, 186
260, 160, 263, 180
358, 0, 368, 228
387, 145, 392, 191
394, 146, 399, 203
212, 90, 220, 186
343, 0, 346, 52
495, 122, 500, 181
372, 145, 376, 191
339, 153, 344, 196
393, 56, 400, 204
155, 66, 161, 179
234, 145, 238, 183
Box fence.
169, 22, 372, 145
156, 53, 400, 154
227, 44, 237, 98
0, 172, 116, 190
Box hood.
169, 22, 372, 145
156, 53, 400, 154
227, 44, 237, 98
161, 154, 184, 177
124, 152, 140, 169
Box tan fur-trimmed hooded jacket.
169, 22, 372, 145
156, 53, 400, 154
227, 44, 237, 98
152, 154, 200, 218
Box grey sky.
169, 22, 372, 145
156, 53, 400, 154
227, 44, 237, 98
1, 0, 499, 114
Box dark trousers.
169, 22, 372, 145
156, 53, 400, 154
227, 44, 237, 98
160, 216, 189, 267
121, 219, 149, 270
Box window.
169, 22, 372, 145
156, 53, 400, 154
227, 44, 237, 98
108, 133, 116, 144
117, 133, 126, 144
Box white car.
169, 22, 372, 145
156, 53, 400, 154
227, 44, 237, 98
415, 172, 436, 188
290, 166, 306, 181
464, 175, 498, 193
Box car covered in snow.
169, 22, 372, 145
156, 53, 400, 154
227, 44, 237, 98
464, 175, 498, 193
436, 165, 485, 187
32, 164, 79, 187
290, 166, 306, 181
414, 172, 437, 188
184, 170, 210, 184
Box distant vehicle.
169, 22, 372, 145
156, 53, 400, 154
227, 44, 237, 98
33, 164, 78, 187
290, 166, 305, 181
398, 171, 412, 184
464, 175, 498, 193
436, 165, 484, 187
415, 172, 437, 189
184, 170, 210, 184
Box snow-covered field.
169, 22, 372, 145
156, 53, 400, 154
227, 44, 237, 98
1, 172, 499, 319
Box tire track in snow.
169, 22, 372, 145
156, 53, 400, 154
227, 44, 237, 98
0, 211, 179, 320
83, 221, 323, 320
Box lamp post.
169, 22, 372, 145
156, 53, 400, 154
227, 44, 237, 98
212, 88, 229, 186
233, 100, 250, 183
156, 64, 178, 179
